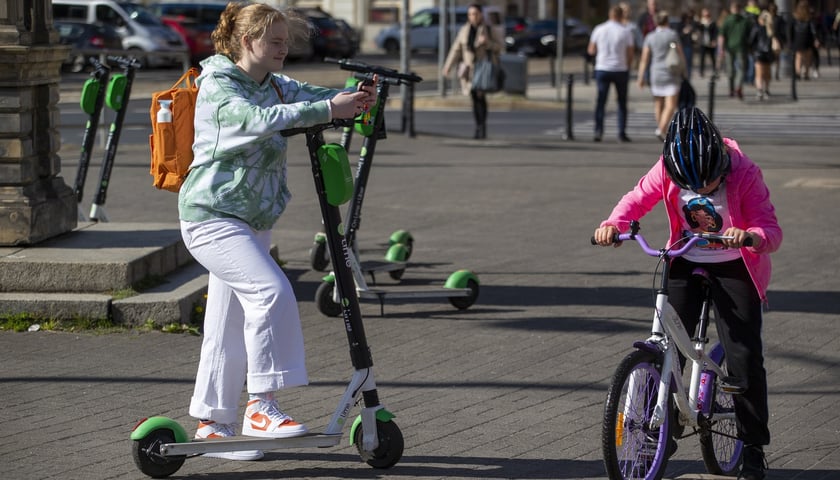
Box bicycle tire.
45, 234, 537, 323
699, 352, 743, 475
602, 349, 672, 480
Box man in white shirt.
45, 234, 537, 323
588, 5, 636, 142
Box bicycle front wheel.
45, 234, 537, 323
699, 352, 743, 475
602, 349, 672, 480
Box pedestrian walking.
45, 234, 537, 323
749, 10, 778, 100
719, 1, 751, 99
588, 5, 636, 143
789, 0, 820, 80
637, 10, 685, 141
698, 8, 719, 77
177, 1, 376, 461
442, 3, 503, 140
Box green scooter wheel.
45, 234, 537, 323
131, 428, 185, 478
385, 243, 409, 281
389, 230, 413, 260
354, 419, 404, 469
309, 234, 329, 271
315, 281, 342, 317
444, 270, 480, 310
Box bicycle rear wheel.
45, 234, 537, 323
699, 353, 743, 475
602, 349, 672, 480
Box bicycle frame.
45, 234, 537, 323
617, 225, 741, 432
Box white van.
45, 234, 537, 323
374, 6, 504, 55
52, 0, 187, 67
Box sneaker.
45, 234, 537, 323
738, 444, 768, 480
655, 128, 664, 141
242, 397, 308, 438
195, 421, 264, 461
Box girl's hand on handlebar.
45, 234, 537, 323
330, 90, 369, 119
722, 227, 761, 249
357, 74, 378, 104
594, 225, 621, 247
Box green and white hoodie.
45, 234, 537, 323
178, 54, 341, 231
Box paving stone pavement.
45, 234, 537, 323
1, 56, 838, 480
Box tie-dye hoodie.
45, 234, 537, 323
178, 54, 342, 231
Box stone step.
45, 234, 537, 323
0, 222, 208, 326
0, 222, 192, 293
0, 261, 208, 326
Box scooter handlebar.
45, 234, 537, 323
280, 118, 354, 138
324, 57, 423, 84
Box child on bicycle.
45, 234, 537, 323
593, 106, 782, 480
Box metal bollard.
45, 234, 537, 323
400, 76, 416, 137
707, 73, 717, 123
564, 75, 574, 140
791, 63, 798, 101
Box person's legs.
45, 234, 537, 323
652, 95, 664, 130
734, 50, 746, 98
658, 94, 678, 134
593, 70, 610, 140
182, 218, 308, 420
726, 50, 737, 95
614, 70, 630, 140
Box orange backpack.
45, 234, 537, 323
149, 68, 199, 192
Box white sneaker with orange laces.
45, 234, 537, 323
242, 397, 308, 438
194, 421, 264, 461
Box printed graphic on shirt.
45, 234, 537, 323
681, 195, 725, 250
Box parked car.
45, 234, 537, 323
148, 2, 225, 65
334, 18, 361, 57
374, 5, 504, 56
52, 0, 187, 68
55, 20, 123, 72
505, 17, 591, 57
293, 7, 355, 60
505, 15, 528, 36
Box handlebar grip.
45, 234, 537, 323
743, 237, 754, 247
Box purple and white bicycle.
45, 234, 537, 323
596, 221, 748, 480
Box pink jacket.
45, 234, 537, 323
601, 138, 782, 303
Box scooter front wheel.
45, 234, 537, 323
132, 428, 185, 478
354, 419, 404, 469
309, 234, 330, 271
315, 281, 342, 317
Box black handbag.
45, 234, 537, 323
472, 52, 504, 93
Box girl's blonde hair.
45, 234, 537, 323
211, 2, 309, 62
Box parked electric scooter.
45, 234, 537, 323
88, 56, 141, 222
129, 118, 404, 478
312, 59, 480, 317
309, 62, 416, 280
73, 57, 110, 221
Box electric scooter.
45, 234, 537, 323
312, 59, 480, 317
129, 118, 404, 478
88, 56, 141, 222
309, 61, 417, 280
73, 57, 110, 221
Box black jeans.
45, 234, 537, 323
593, 70, 629, 137
699, 46, 717, 76
668, 257, 770, 446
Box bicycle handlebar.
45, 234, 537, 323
280, 118, 354, 138
323, 57, 423, 84
590, 229, 753, 257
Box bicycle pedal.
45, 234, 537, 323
720, 376, 747, 394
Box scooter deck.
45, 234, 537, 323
358, 286, 473, 300
160, 433, 343, 457
359, 259, 406, 274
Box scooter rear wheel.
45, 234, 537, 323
131, 428, 185, 478
448, 278, 479, 310
354, 419, 404, 469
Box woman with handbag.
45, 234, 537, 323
749, 10, 778, 100
442, 3, 502, 139
637, 9, 686, 141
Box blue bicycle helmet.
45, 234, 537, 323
662, 107, 730, 191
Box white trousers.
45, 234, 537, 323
181, 219, 308, 424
